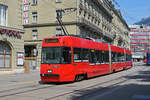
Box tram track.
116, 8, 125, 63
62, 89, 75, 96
0, 64, 146, 99
72, 79, 128, 100
72, 66, 150, 100
44, 65, 148, 100
44, 78, 128, 100
0, 81, 42, 93
0, 82, 57, 98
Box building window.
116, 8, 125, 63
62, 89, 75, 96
56, 0, 61, 3
32, 29, 38, 40
25, 46, 37, 57
24, 0, 29, 4
56, 27, 62, 35
24, 18, 29, 25
32, 12, 37, 23
0, 5, 7, 26
0, 42, 11, 68
33, 0, 37, 5
24, 5, 29, 11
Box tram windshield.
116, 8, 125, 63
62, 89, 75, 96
41, 47, 71, 64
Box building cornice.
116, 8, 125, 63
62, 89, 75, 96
0, 25, 24, 33
23, 22, 77, 28
24, 18, 115, 41
113, 9, 129, 30
0, 1, 8, 7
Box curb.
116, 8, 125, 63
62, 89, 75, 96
0, 69, 40, 76
0, 69, 24, 76
0, 71, 15, 76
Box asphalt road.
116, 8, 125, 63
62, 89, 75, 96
0, 62, 150, 100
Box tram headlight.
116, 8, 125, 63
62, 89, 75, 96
47, 69, 52, 73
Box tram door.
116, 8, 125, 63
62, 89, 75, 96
0, 42, 11, 68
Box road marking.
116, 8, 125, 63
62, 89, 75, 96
132, 95, 150, 99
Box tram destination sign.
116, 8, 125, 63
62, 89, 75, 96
0, 28, 21, 37
45, 39, 59, 43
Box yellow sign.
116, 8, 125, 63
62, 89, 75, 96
91, 50, 95, 52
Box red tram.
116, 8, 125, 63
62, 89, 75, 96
40, 36, 132, 82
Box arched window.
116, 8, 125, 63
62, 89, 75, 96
0, 42, 11, 68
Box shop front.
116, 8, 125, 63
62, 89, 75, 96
0, 26, 24, 70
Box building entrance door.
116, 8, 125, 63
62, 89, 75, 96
0, 42, 11, 68
25, 45, 37, 69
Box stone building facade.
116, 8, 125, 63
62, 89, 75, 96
23, 0, 130, 68
112, 9, 130, 48
0, 0, 24, 70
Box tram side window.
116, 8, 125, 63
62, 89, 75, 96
129, 54, 132, 61
117, 53, 125, 62
62, 47, 71, 64
82, 48, 89, 62
89, 49, 97, 64
126, 54, 129, 61
121, 53, 125, 62
95, 50, 101, 64
125, 54, 127, 61
100, 50, 105, 64
104, 51, 109, 63
73, 48, 82, 62
126, 54, 132, 61
111, 52, 117, 62
117, 53, 121, 62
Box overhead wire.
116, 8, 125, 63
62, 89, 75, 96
42, 0, 77, 20
122, 9, 137, 22
111, 0, 137, 24
41, 0, 78, 35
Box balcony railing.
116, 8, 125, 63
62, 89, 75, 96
77, 17, 102, 33
92, 0, 113, 19
103, 31, 114, 41
77, 17, 114, 41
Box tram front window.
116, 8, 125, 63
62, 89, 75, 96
41, 47, 71, 64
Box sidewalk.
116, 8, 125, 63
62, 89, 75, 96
0, 68, 40, 76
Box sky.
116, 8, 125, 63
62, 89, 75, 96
115, 0, 150, 25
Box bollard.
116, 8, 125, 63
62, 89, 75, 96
24, 61, 30, 74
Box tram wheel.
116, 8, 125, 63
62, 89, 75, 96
75, 74, 87, 82
75, 75, 79, 82
113, 69, 116, 73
